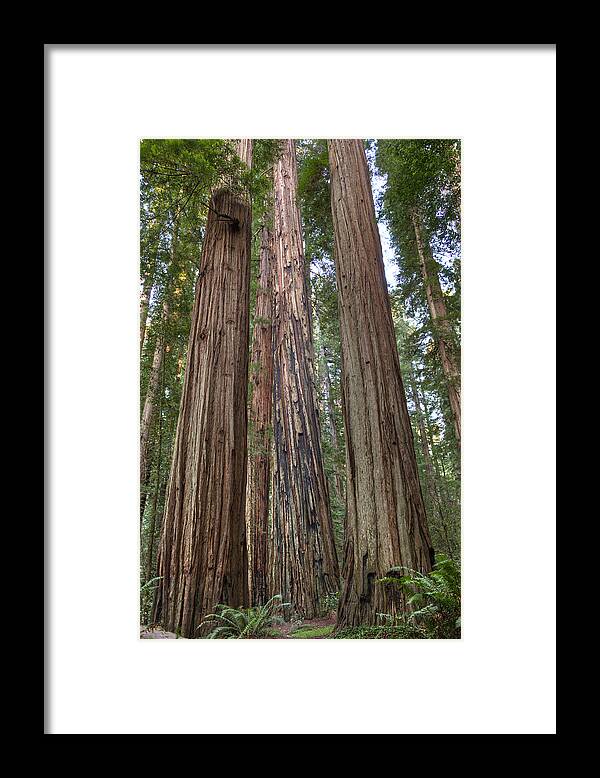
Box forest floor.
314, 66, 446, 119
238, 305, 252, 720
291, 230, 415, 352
269, 614, 336, 639
140, 614, 337, 639
140, 626, 181, 638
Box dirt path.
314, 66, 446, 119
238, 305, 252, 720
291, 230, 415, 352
140, 625, 185, 639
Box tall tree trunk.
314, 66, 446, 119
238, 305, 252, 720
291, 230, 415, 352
140, 216, 181, 515
146, 407, 178, 584
411, 211, 461, 447
145, 471, 165, 583
153, 141, 253, 637
270, 139, 340, 619
407, 364, 454, 556
140, 447, 154, 522
319, 343, 345, 506
236, 139, 253, 168
419, 381, 444, 482
140, 227, 164, 353
144, 361, 166, 583
419, 375, 459, 555
139, 301, 168, 518
328, 139, 433, 628
407, 366, 438, 506
140, 275, 153, 353
246, 225, 274, 607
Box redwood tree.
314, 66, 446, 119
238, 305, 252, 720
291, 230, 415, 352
328, 139, 434, 628
153, 140, 253, 637
270, 139, 339, 619
246, 224, 274, 606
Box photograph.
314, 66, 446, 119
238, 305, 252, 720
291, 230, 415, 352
47, 44, 555, 734
139, 138, 461, 640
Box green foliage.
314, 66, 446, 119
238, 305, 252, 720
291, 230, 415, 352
199, 594, 290, 639
297, 139, 334, 260
376, 138, 460, 257
249, 139, 280, 223
376, 138, 461, 372
378, 554, 461, 638
334, 623, 423, 639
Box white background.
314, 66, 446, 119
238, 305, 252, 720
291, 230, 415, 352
47, 45, 556, 735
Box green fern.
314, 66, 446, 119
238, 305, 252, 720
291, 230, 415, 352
199, 594, 290, 639
377, 554, 461, 638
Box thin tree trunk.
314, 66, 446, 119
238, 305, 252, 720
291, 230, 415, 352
418, 374, 453, 494
140, 446, 154, 522
145, 479, 167, 581
144, 353, 166, 583
140, 275, 153, 353
407, 364, 454, 556
146, 409, 178, 584
246, 225, 274, 607
270, 139, 340, 619
153, 141, 252, 637
140, 216, 181, 511
411, 210, 461, 447
419, 382, 442, 477
328, 139, 434, 628
408, 366, 439, 506
420, 376, 459, 553
140, 228, 164, 353
320, 343, 345, 506
145, 462, 164, 583
139, 301, 168, 517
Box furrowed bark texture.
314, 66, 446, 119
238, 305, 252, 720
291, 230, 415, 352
271, 140, 340, 619
411, 211, 461, 447
328, 139, 434, 628
153, 181, 251, 637
246, 225, 274, 606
